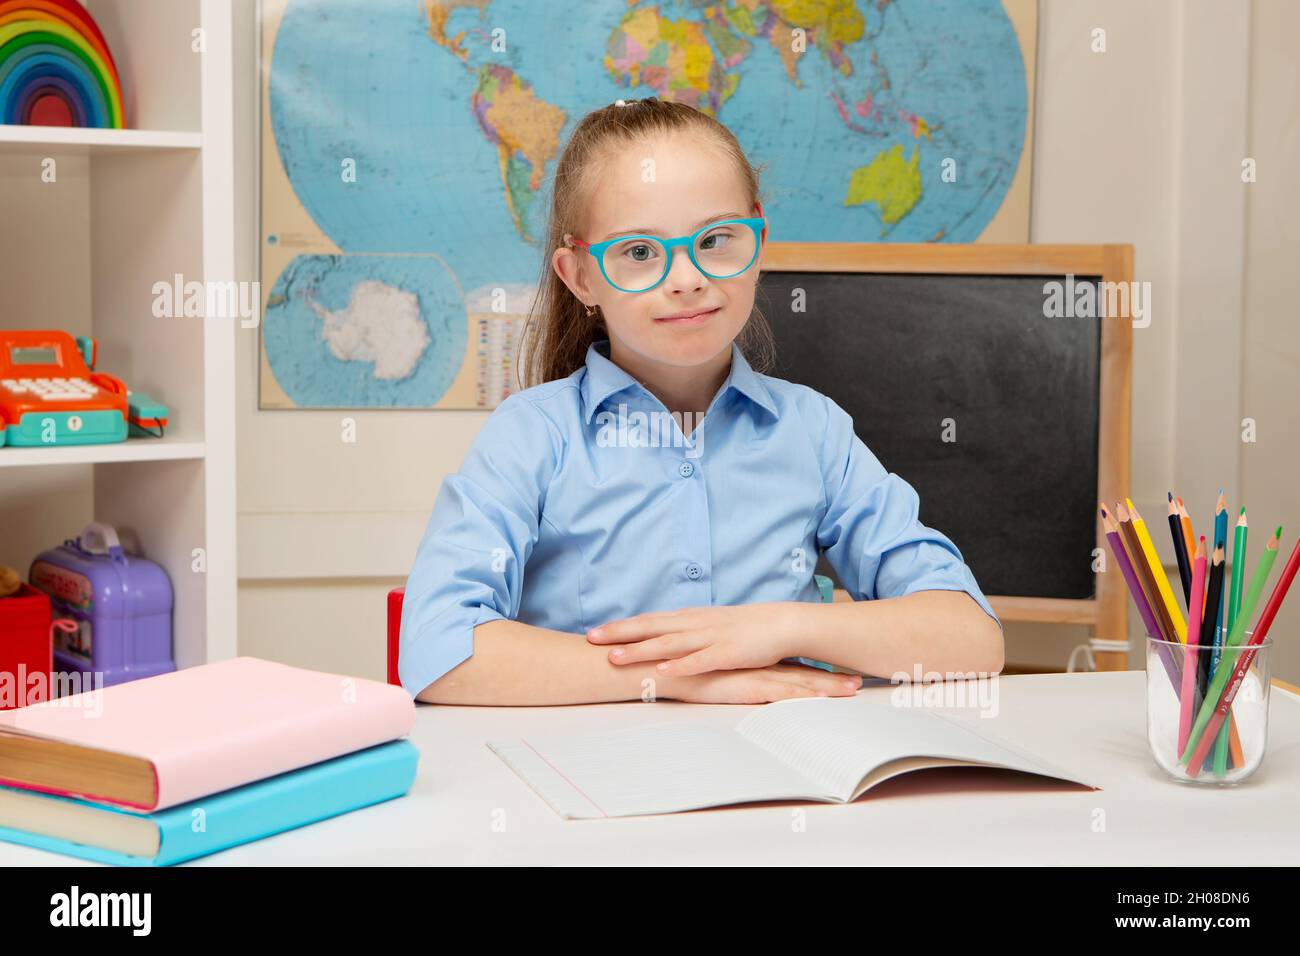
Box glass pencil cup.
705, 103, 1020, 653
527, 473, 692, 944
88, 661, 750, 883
1146, 629, 1272, 785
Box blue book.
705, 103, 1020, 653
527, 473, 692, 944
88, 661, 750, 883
0, 739, 418, 866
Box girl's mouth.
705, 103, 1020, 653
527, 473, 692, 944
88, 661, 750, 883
654, 307, 721, 325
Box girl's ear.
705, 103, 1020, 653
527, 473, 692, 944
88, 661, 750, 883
552, 242, 597, 308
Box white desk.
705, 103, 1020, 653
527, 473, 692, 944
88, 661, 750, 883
5, 671, 1300, 866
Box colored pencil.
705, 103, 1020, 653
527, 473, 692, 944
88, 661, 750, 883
1179, 537, 1208, 758
1199, 545, 1225, 699
1126, 498, 1188, 642
1210, 540, 1236, 774
1226, 508, 1249, 639
1228, 710, 1245, 768
1102, 505, 1180, 690
1211, 491, 1228, 626
1117, 502, 1177, 644
1201, 543, 1227, 765
1211, 496, 1242, 770
1216, 508, 1249, 775
1181, 527, 1282, 766
1185, 533, 1299, 776
1176, 497, 1195, 568
1168, 492, 1192, 607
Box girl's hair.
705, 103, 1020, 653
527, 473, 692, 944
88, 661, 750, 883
520, 97, 778, 389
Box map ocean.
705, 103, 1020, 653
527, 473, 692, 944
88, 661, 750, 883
264, 0, 1028, 407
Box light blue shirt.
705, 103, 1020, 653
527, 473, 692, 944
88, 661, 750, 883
399, 337, 1000, 698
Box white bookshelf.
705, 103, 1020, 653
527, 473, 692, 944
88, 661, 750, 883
0, 0, 236, 667
0, 126, 203, 153
0, 437, 207, 468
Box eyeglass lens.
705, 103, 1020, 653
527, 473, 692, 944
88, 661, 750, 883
601, 222, 758, 291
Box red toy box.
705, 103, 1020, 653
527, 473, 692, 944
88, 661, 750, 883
0, 583, 52, 710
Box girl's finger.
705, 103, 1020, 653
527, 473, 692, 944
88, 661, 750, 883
588, 609, 686, 643
757, 679, 819, 701
775, 666, 861, 696
607, 631, 697, 664
655, 646, 720, 677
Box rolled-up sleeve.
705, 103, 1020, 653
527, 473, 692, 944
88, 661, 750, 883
814, 394, 1001, 632
398, 395, 559, 698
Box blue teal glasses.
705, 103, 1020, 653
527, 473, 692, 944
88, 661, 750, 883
565, 202, 767, 293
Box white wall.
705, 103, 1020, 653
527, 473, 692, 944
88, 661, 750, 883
232, 0, 1299, 684
1013, 0, 1184, 670
232, 0, 436, 676
1240, 0, 1300, 684
1017, 0, 1298, 683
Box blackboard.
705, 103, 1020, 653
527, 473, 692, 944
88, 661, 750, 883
757, 271, 1101, 600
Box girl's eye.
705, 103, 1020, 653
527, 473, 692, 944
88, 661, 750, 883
698, 228, 736, 251
620, 242, 658, 262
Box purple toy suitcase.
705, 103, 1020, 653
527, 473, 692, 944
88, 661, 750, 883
28, 522, 174, 689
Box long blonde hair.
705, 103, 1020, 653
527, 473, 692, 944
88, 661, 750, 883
520, 97, 778, 389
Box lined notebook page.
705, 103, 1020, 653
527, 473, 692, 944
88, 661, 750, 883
488, 721, 828, 819
736, 697, 1088, 801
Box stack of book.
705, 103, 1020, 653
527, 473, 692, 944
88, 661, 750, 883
0, 656, 418, 865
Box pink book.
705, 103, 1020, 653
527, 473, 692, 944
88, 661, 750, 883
0, 656, 416, 812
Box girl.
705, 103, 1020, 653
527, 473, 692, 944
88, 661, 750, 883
399, 97, 1003, 705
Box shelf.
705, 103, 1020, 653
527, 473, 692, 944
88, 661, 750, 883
0, 0, 235, 667
0, 437, 205, 468
0, 126, 202, 155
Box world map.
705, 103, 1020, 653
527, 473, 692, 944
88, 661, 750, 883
262, 0, 1030, 408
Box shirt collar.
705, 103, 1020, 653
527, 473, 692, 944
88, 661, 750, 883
580, 337, 779, 425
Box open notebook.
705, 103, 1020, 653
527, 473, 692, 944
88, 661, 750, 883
489, 695, 1098, 819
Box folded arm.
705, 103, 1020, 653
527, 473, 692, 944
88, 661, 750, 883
783, 588, 1004, 678
415, 617, 673, 706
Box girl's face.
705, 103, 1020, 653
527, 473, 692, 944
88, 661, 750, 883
553, 132, 765, 373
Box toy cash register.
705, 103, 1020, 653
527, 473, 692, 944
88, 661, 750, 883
0, 330, 168, 448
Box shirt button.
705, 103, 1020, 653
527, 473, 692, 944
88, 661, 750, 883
678, 461, 694, 478
686, 563, 702, 580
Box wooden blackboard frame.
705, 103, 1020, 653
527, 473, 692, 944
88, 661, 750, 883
761, 243, 1134, 671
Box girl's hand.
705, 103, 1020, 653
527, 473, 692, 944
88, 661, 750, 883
587, 602, 807, 676
656, 662, 861, 704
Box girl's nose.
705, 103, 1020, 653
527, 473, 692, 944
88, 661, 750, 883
661, 246, 707, 292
